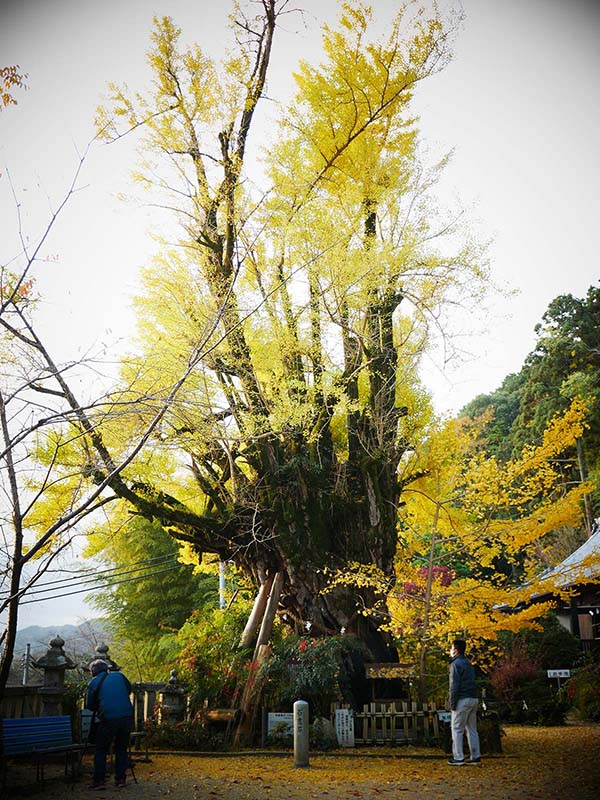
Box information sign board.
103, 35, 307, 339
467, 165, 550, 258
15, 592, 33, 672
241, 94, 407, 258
335, 708, 355, 747
267, 712, 294, 736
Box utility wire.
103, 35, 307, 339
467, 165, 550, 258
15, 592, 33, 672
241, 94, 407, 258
12, 553, 178, 591
18, 563, 184, 605
8, 555, 179, 598
19, 558, 179, 597
0, 554, 180, 601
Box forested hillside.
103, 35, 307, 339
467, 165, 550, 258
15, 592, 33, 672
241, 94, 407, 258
462, 284, 599, 529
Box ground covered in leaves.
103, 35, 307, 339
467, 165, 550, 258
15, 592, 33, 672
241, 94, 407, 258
6, 724, 600, 800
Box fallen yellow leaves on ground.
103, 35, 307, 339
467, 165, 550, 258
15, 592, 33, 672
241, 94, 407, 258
8, 724, 600, 800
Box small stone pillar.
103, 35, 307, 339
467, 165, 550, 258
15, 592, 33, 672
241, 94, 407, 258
294, 700, 310, 767
158, 669, 185, 725
30, 635, 76, 715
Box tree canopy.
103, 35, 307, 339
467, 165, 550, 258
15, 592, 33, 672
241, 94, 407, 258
327, 396, 594, 694
3, 2, 596, 706
88, 1, 487, 658
0, 65, 27, 109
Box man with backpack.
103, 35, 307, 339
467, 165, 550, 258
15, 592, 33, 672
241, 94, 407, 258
85, 658, 134, 789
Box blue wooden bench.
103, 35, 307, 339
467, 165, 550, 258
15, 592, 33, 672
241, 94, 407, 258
1, 715, 85, 783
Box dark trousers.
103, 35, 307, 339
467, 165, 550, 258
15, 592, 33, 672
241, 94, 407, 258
93, 716, 134, 784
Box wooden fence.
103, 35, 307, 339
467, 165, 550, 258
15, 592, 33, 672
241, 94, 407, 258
3, 673, 449, 749
0, 686, 45, 719
0, 681, 180, 731
334, 701, 448, 745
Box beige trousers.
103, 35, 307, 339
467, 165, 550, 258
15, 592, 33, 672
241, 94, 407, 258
451, 696, 480, 761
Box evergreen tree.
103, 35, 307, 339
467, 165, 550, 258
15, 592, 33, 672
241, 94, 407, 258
462, 284, 600, 516
86, 514, 219, 681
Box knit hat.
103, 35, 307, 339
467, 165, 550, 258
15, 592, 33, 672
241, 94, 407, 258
89, 659, 109, 676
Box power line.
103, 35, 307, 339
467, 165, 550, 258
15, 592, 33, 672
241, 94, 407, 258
0, 553, 182, 602
11, 555, 179, 598
18, 563, 185, 605
16, 552, 179, 591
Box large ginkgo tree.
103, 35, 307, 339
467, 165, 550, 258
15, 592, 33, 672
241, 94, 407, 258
89, 1, 489, 660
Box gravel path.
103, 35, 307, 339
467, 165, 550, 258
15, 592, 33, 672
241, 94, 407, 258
6, 724, 600, 800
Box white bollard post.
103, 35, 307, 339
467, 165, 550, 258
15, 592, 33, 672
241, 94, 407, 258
293, 700, 309, 767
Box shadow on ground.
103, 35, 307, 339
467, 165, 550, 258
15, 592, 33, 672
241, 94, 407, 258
4, 724, 600, 800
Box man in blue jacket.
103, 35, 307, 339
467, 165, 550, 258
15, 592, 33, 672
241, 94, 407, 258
447, 639, 481, 766
85, 659, 134, 789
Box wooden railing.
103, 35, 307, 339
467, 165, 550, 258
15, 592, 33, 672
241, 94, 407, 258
1, 681, 185, 730
130, 682, 167, 731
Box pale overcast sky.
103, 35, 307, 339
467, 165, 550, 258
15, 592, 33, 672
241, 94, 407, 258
1, 0, 599, 631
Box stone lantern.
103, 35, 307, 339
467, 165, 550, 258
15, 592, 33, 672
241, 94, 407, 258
90, 642, 120, 672
158, 669, 185, 725
30, 635, 76, 715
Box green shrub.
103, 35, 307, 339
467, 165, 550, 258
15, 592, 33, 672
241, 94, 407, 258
310, 717, 339, 750
566, 661, 600, 721
479, 711, 504, 753
531, 691, 571, 726
175, 599, 257, 708
439, 709, 504, 754
496, 614, 580, 671
258, 634, 366, 717
143, 711, 218, 750
488, 643, 570, 725
62, 678, 88, 716
488, 615, 581, 725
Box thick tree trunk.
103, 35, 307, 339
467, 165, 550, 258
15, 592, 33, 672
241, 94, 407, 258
210, 452, 402, 663
253, 573, 284, 658
233, 574, 283, 747
239, 577, 274, 649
